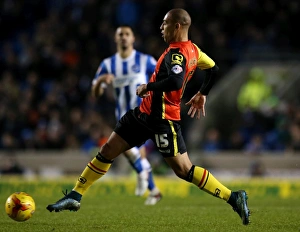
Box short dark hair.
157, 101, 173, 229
117, 24, 135, 34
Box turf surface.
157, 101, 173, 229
1, 177, 299, 232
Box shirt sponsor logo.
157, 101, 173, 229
171, 53, 183, 65
113, 76, 136, 87
171, 64, 183, 74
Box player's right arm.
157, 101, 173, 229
91, 62, 114, 98
92, 74, 114, 97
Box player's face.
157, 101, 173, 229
160, 13, 176, 44
115, 27, 135, 50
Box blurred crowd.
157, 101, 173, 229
201, 101, 300, 154
201, 66, 300, 154
1, 0, 300, 153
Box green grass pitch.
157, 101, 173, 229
1, 176, 299, 232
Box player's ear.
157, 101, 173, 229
175, 23, 180, 29
114, 28, 120, 43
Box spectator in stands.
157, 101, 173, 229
237, 67, 271, 113
202, 128, 223, 153
244, 134, 265, 155
227, 130, 245, 150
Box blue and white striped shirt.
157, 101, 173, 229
93, 50, 157, 120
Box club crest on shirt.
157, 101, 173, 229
188, 58, 197, 67
171, 64, 183, 74
171, 54, 183, 65
131, 64, 140, 73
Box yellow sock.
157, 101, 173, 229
192, 166, 231, 201
73, 155, 112, 195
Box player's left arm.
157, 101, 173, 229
195, 45, 219, 95
185, 45, 219, 119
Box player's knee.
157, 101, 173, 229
99, 143, 113, 160
96, 151, 113, 163
100, 141, 128, 161
173, 168, 189, 180
173, 165, 195, 182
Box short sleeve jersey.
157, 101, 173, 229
139, 40, 215, 121
93, 50, 157, 120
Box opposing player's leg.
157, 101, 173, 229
123, 147, 149, 196
139, 146, 162, 205
164, 153, 250, 225
47, 132, 130, 212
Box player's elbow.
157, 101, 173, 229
170, 77, 182, 90
211, 65, 219, 72
173, 81, 182, 90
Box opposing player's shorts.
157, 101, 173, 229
114, 107, 187, 157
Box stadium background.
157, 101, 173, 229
0, 0, 300, 194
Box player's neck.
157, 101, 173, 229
172, 32, 189, 43
118, 47, 134, 59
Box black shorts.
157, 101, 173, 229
114, 107, 187, 157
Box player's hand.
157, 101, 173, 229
185, 91, 206, 119
136, 84, 150, 98
92, 74, 115, 97
100, 74, 114, 84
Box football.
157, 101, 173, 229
5, 192, 36, 222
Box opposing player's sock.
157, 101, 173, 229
73, 152, 112, 195
147, 170, 155, 190
187, 165, 231, 201
141, 158, 156, 190
125, 147, 143, 173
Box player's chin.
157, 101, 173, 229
121, 45, 128, 50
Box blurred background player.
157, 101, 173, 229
91, 25, 161, 205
